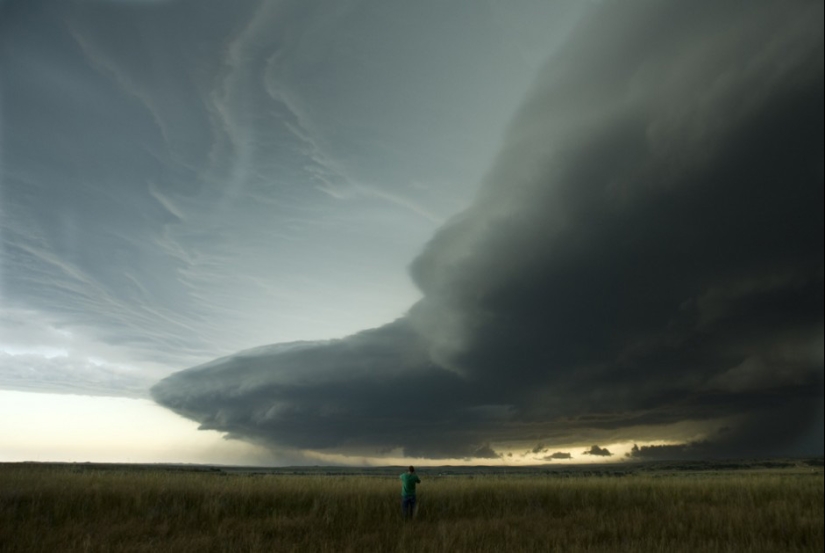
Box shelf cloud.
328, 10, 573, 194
153, 0, 824, 461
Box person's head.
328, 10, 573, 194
408, 466, 415, 473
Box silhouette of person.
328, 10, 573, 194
399, 465, 421, 520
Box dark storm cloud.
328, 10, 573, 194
152, 319, 499, 459
627, 443, 698, 461
583, 446, 612, 457
545, 452, 572, 461
153, 0, 824, 460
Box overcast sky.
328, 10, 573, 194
1, 0, 822, 465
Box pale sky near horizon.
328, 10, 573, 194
1, 0, 823, 465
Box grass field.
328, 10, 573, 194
1, 462, 822, 552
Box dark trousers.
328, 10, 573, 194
401, 495, 416, 519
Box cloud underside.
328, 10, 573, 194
152, 1, 824, 460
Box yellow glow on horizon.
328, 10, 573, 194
298, 440, 683, 467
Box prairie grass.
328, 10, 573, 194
0, 464, 822, 552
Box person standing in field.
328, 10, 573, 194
399, 466, 421, 520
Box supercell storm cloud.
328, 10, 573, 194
152, 0, 824, 460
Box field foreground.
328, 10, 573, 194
1, 462, 822, 553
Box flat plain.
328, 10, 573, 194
1, 459, 822, 553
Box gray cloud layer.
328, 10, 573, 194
153, 0, 824, 460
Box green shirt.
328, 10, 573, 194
400, 472, 421, 497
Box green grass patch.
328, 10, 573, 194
1, 465, 822, 552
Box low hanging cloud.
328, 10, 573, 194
152, 0, 824, 461
583, 446, 612, 457
545, 452, 573, 461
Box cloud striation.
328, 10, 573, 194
153, 0, 824, 461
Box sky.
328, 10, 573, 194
1, 0, 822, 466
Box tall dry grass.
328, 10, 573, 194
1, 465, 822, 552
